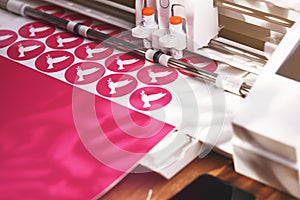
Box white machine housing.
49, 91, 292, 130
232, 19, 300, 198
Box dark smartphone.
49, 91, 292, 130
170, 174, 256, 200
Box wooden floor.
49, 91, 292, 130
101, 152, 298, 200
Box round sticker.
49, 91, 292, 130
63, 14, 93, 26
0, 29, 18, 48
180, 56, 218, 76
116, 31, 143, 46
18, 22, 55, 39
35, 50, 74, 72
75, 42, 114, 60
137, 65, 178, 85
96, 74, 138, 98
92, 23, 122, 36
7, 40, 45, 61
105, 53, 145, 72
65, 62, 105, 85
35, 5, 65, 17
46, 32, 84, 49
130, 87, 172, 111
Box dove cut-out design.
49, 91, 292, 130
129, 87, 172, 111
140, 90, 167, 108
85, 46, 108, 58
76, 66, 100, 82
66, 18, 86, 24
29, 25, 50, 37
36, 51, 74, 72
91, 24, 121, 36
65, 62, 105, 85
36, 5, 65, 17
187, 60, 214, 69
46, 33, 84, 49
7, 40, 45, 60
98, 29, 114, 35
105, 54, 145, 72
147, 69, 173, 83
0, 30, 18, 48
96, 74, 137, 98
63, 14, 93, 26
0, 34, 13, 41
75, 42, 113, 60
107, 78, 133, 94
39, 8, 58, 15
182, 56, 218, 73
56, 36, 79, 47
116, 57, 139, 70
18, 44, 41, 58
19, 22, 55, 39
46, 54, 70, 69
137, 66, 178, 85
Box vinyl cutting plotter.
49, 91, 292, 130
1, 0, 300, 198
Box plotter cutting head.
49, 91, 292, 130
132, 0, 300, 75
42, 0, 300, 77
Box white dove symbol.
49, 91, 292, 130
46, 54, 70, 69
187, 60, 213, 69
140, 90, 167, 108
76, 66, 100, 81
0, 34, 13, 41
66, 18, 85, 24
85, 46, 108, 58
40, 9, 57, 15
100, 29, 115, 35
107, 78, 132, 94
18, 44, 41, 57
116, 57, 139, 70
29, 25, 50, 37
147, 69, 172, 83
56, 35, 78, 47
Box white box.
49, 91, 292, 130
232, 138, 300, 198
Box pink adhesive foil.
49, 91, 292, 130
0, 56, 175, 199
